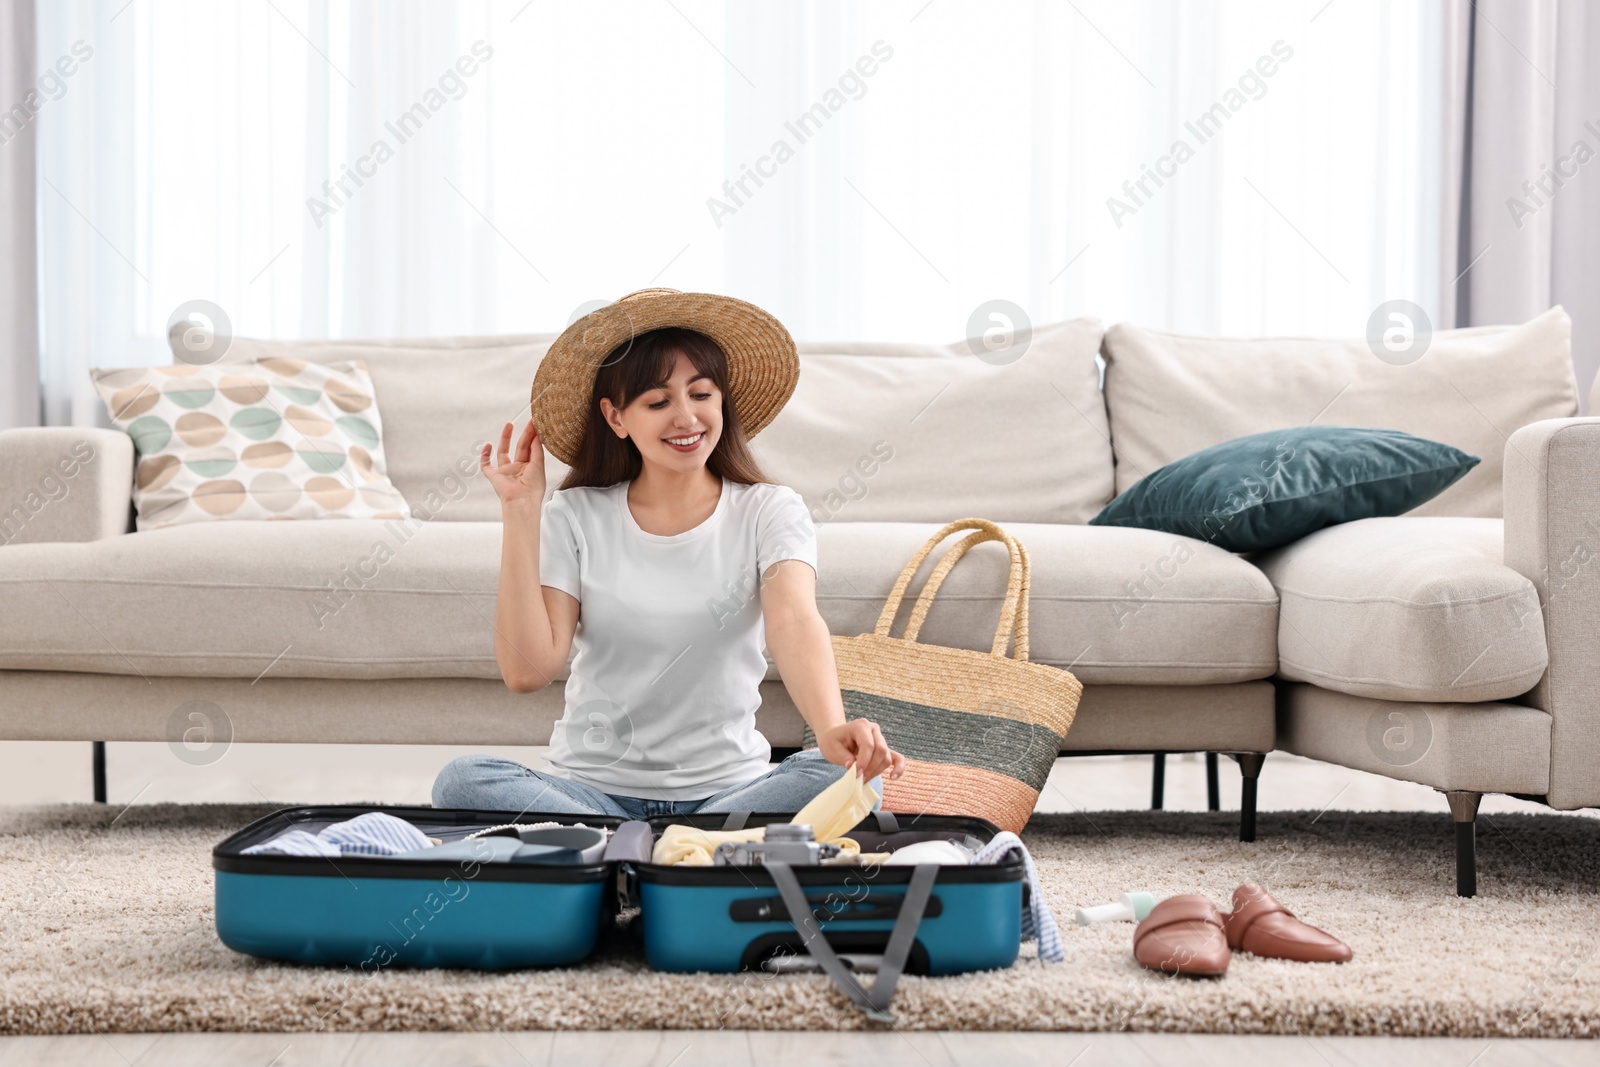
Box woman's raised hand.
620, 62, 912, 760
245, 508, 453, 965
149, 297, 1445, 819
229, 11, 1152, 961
817, 719, 906, 785
481, 420, 547, 508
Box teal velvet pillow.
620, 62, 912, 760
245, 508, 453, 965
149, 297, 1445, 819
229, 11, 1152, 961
1088, 427, 1480, 552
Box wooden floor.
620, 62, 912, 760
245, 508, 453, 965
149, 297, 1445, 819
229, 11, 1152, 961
1, 742, 1594, 1064
0, 1030, 1594, 1066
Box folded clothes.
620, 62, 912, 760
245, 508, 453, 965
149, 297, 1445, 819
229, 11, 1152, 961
652, 767, 878, 865
242, 813, 616, 863
882, 839, 975, 865
239, 829, 341, 858
471, 824, 610, 863
390, 837, 583, 864
241, 811, 435, 858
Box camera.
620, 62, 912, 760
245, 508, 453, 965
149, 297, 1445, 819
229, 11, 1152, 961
712, 822, 841, 866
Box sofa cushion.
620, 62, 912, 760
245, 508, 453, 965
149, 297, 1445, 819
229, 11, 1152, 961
0, 519, 1277, 686
1252, 517, 1547, 702
89, 358, 411, 532
754, 318, 1113, 524
192, 331, 565, 523
1101, 306, 1577, 518
1089, 426, 1480, 552
808, 522, 1278, 685
188, 319, 1113, 527
0, 519, 504, 680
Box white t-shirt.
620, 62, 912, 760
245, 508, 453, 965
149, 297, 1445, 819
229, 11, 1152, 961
536, 476, 819, 800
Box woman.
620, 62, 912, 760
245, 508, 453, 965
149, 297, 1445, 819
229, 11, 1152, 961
432, 289, 905, 819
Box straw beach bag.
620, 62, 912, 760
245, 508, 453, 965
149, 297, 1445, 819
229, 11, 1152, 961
802, 518, 1083, 833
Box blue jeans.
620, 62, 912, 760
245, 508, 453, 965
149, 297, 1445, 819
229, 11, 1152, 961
430, 748, 884, 820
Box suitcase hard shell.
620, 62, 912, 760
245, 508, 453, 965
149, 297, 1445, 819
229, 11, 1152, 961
627, 811, 1026, 978
212, 804, 631, 970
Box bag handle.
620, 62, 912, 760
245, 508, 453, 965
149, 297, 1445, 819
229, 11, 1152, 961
903, 527, 1030, 660
872, 518, 1030, 662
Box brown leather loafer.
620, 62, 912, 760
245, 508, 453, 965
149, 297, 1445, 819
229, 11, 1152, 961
1222, 883, 1352, 963
1132, 894, 1231, 977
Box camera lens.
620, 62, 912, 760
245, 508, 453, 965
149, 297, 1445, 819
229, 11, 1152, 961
765, 823, 815, 842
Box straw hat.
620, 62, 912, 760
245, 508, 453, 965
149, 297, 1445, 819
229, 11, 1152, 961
529, 288, 800, 467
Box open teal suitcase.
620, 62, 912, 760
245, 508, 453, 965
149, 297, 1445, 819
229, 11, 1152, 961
214, 805, 1030, 1017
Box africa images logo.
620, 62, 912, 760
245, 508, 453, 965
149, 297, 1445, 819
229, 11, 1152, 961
1105, 40, 1294, 228
563, 698, 634, 768
1365, 705, 1431, 767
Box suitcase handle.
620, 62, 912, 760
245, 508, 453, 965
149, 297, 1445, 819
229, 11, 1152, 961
606, 821, 654, 910
730, 891, 943, 925
604, 820, 655, 864
763, 860, 938, 1024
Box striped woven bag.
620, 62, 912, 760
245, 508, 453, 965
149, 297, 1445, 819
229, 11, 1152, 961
802, 517, 1082, 833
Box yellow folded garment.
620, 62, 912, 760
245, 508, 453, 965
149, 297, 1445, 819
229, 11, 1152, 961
651, 764, 881, 866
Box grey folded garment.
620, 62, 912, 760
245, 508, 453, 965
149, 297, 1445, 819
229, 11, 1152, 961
473, 825, 609, 863
391, 837, 582, 864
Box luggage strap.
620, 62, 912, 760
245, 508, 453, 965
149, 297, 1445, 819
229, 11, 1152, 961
762, 860, 938, 1024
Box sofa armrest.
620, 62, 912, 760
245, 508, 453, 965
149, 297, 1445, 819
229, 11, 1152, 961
0, 427, 134, 546
1503, 417, 1600, 809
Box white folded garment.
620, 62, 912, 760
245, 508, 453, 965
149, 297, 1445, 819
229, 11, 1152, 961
882, 839, 974, 865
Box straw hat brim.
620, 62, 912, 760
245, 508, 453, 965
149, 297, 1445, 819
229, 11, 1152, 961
530, 288, 799, 467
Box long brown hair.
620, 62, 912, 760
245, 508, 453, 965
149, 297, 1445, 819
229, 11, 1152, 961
556, 326, 777, 491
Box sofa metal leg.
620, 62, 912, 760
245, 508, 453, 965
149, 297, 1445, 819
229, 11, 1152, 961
1227, 752, 1265, 842
92, 741, 107, 804
1205, 752, 1220, 812
1150, 753, 1166, 810
1445, 790, 1481, 897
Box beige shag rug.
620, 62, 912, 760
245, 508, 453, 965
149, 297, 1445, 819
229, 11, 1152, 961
1, 802, 1598, 1037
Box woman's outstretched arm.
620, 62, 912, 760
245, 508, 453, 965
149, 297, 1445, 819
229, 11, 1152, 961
496, 499, 577, 692
762, 559, 904, 783
483, 420, 575, 692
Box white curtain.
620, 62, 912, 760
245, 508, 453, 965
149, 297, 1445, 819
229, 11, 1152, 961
1439, 0, 1600, 411
1, 0, 39, 431
35, 0, 1441, 429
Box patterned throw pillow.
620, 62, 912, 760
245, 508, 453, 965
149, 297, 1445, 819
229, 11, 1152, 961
89, 357, 412, 531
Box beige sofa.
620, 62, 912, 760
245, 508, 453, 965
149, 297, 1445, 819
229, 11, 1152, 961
1, 307, 1591, 895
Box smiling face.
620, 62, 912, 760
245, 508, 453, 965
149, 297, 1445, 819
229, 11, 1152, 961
599, 349, 724, 472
